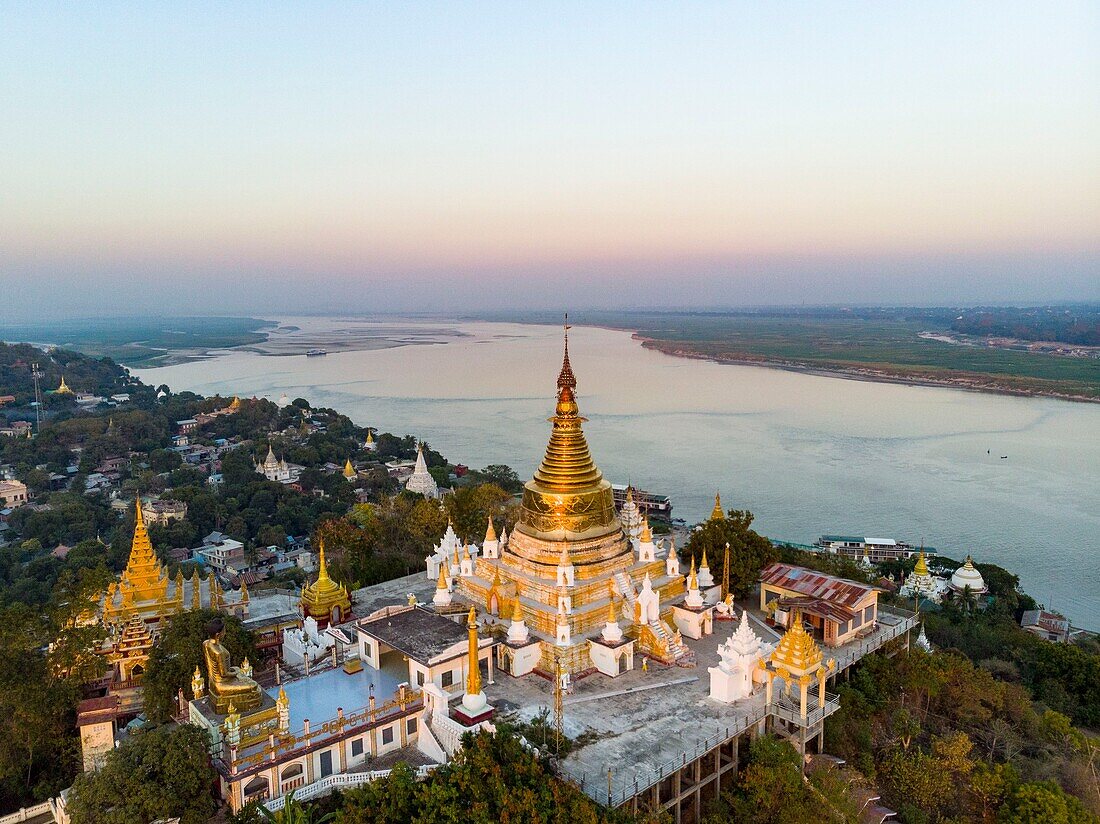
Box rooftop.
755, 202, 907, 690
357, 606, 474, 663
760, 562, 878, 609
270, 660, 406, 731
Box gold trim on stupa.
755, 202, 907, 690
518, 323, 618, 540
301, 537, 351, 623
769, 611, 824, 675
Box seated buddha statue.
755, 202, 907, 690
202, 617, 263, 715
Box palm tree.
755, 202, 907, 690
256, 790, 336, 824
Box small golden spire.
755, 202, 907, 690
436, 562, 448, 590
710, 492, 724, 521
343, 458, 356, 479
462, 543, 471, 561
511, 585, 524, 622
639, 516, 652, 543
485, 514, 497, 543
240, 579, 249, 603
913, 551, 929, 577
607, 580, 618, 624
700, 547, 709, 569
668, 538, 678, 560
466, 607, 481, 695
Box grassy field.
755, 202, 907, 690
482, 310, 1100, 401
0, 316, 274, 366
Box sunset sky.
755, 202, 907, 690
1, 2, 1097, 319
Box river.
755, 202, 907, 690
135, 317, 1100, 628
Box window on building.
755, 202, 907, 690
382, 726, 394, 745
406, 717, 417, 735
319, 750, 333, 778
864, 605, 875, 623
416, 670, 425, 686
362, 640, 373, 659
351, 738, 364, 757
441, 670, 453, 688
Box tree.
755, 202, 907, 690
706, 735, 820, 824
142, 609, 256, 723
997, 781, 1097, 824
444, 483, 511, 543
65, 724, 216, 824
684, 509, 776, 598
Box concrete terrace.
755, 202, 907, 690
482, 599, 916, 806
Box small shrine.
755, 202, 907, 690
709, 610, 772, 703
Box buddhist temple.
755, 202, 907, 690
451, 326, 688, 676
300, 538, 351, 626
55, 375, 74, 394
343, 458, 357, 480
950, 555, 987, 596
405, 442, 439, 498
101, 498, 183, 628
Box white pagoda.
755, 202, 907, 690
709, 610, 773, 703
405, 443, 439, 499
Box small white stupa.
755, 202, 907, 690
619, 487, 643, 540
636, 516, 657, 563
433, 564, 452, 606
684, 558, 705, 608
697, 548, 715, 589
507, 589, 529, 644
602, 583, 624, 644
665, 538, 680, 578
709, 610, 773, 703
405, 442, 439, 499
482, 515, 499, 559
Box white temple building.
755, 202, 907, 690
898, 552, 950, 604
282, 615, 337, 667
950, 556, 987, 596
709, 610, 774, 704
255, 445, 301, 484
619, 487, 644, 541
405, 443, 440, 499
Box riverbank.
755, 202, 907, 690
635, 334, 1100, 404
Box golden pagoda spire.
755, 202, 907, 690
191, 570, 201, 610
688, 556, 698, 589
668, 538, 678, 560
913, 551, 929, 577
511, 584, 524, 622
466, 607, 481, 695
365, 429, 374, 444
117, 497, 169, 604
518, 318, 619, 539
639, 515, 653, 543
462, 542, 471, 561
301, 537, 351, 623
240, 579, 249, 604
343, 458, 356, 479
56, 375, 72, 394
710, 492, 724, 521
607, 580, 618, 623
485, 514, 497, 543
436, 562, 448, 590
700, 547, 709, 569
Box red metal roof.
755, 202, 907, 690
760, 562, 877, 608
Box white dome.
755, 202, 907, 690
276, 393, 290, 408
950, 556, 987, 594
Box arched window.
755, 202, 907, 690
243, 776, 269, 801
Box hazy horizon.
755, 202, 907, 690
2, 2, 1097, 323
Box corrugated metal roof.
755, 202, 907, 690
760, 562, 878, 608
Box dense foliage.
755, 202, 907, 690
65, 723, 217, 824
683, 508, 777, 598
0, 570, 107, 811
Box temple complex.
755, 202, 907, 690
255, 445, 300, 484
448, 328, 690, 676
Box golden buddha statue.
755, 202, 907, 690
202, 617, 263, 715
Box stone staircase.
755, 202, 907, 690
648, 618, 695, 666
614, 571, 694, 666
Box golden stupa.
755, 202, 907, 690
300, 537, 351, 626
102, 498, 182, 626
455, 325, 686, 674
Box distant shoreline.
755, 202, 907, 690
632, 334, 1100, 404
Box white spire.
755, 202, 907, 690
405, 442, 439, 499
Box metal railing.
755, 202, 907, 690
768, 692, 841, 728
262, 764, 437, 811
569, 705, 769, 808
